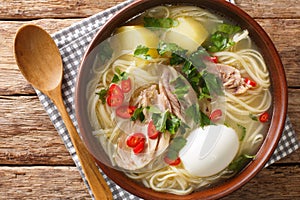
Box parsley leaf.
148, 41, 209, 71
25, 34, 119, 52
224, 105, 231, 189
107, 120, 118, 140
217, 23, 241, 34
237, 124, 247, 141
186, 104, 201, 124
130, 107, 145, 122
112, 68, 128, 83
228, 154, 255, 172
144, 17, 178, 28
151, 110, 181, 134
96, 89, 108, 104
157, 42, 187, 65
200, 110, 211, 127
166, 136, 187, 160
152, 111, 169, 133
188, 47, 207, 70
166, 114, 181, 134
249, 113, 258, 121
204, 23, 241, 52
133, 45, 152, 60
201, 70, 224, 97
171, 76, 190, 100
207, 31, 230, 52
181, 60, 202, 96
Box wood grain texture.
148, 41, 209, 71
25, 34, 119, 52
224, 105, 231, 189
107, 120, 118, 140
224, 165, 300, 199
0, 166, 90, 199
0, 165, 299, 199
256, 19, 300, 87
0, 96, 73, 165
236, 0, 300, 19
0, 0, 124, 19
0, 0, 299, 19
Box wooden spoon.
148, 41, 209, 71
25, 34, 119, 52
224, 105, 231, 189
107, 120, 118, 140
14, 24, 113, 200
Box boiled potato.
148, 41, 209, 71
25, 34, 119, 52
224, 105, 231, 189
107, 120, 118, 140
164, 17, 209, 52
111, 26, 159, 54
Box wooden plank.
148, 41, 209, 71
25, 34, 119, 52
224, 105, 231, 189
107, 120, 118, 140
256, 19, 300, 88
0, 165, 299, 199
0, 90, 299, 165
237, 0, 300, 19
0, 18, 299, 96
0, 0, 125, 19
224, 165, 300, 199
0, 166, 90, 199
0, 0, 299, 19
0, 96, 74, 165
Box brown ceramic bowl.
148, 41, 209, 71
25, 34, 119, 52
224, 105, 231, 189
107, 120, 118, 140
75, 0, 287, 199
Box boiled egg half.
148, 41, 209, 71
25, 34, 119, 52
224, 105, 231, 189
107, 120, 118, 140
179, 125, 239, 177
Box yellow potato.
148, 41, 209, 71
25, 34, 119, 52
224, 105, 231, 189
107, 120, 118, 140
112, 26, 159, 54
164, 17, 209, 52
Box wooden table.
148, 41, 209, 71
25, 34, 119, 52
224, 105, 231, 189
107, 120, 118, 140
0, 0, 299, 199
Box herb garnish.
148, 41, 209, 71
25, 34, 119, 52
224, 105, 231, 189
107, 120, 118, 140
171, 76, 190, 100
204, 23, 241, 52
158, 42, 187, 65
186, 104, 201, 124
237, 124, 246, 141
130, 107, 145, 122
201, 70, 224, 97
133, 45, 153, 60
166, 136, 187, 160
144, 17, 178, 28
112, 68, 128, 83
152, 110, 181, 134
186, 104, 213, 128
228, 154, 255, 172
96, 69, 127, 104
96, 89, 108, 104
249, 113, 258, 121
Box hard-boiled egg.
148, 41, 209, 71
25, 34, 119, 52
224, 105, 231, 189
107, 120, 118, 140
163, 17, 209, 52
179, 125, 239, 177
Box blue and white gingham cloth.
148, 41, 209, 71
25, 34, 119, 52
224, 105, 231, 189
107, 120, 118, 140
35, 0, 299, 199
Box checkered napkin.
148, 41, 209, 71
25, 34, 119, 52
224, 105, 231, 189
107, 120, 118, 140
35, 0, 299, 199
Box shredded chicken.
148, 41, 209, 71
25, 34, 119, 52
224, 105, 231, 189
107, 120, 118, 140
216, 63, 252, 94
114, 132, 158, 170
159, 70, 184, 120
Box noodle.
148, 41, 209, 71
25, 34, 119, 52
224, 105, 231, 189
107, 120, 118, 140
87, 5, 272, 195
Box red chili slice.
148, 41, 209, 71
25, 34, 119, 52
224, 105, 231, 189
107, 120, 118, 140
106, 95, 123, 107
116, 105, 136, 119
107, 84, 124, 107
209, 109, 223, 123
244, 78, 257, 87
126, 133, 145, 148
259, 112, 269, 123
209, 56, 218, 63
147, 120, 160, 139
164, 157, 181, 166
121, 78, 131, 93
133, 140, 145, 154
108, 84, 124, 97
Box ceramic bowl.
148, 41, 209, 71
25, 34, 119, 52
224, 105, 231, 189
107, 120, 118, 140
75, 0, 287, 199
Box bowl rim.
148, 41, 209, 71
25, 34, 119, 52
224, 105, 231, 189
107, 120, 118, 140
75, 0, 288, 199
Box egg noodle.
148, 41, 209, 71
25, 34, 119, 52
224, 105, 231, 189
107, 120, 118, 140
87, 6, 271, 195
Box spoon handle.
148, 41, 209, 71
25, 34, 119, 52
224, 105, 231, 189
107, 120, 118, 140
49, 87, 113, 200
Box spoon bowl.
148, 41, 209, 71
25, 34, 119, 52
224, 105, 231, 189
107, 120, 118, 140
14, 24, 112, 200
14, 25, 62, 92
